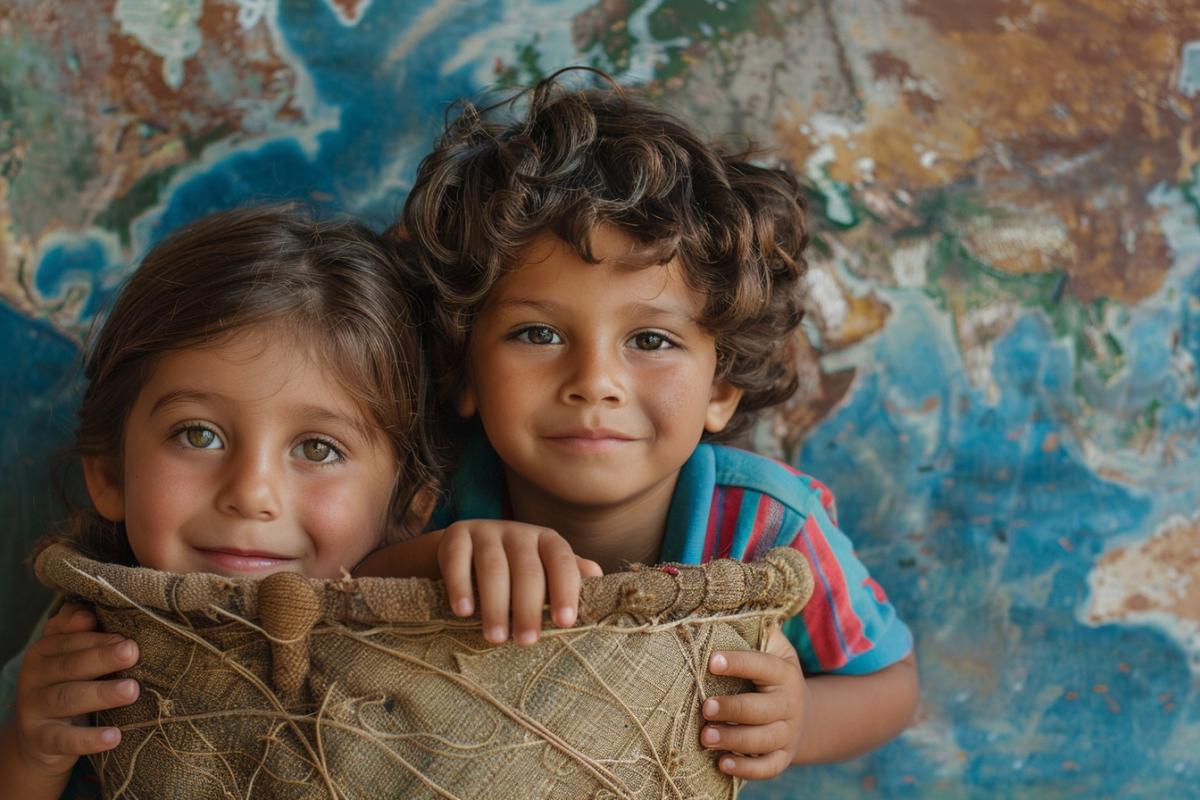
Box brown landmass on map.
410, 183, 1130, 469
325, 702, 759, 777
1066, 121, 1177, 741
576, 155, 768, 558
1088, 514, 1200, 633
0, 0, 302, 319
784, 0, 1199, 306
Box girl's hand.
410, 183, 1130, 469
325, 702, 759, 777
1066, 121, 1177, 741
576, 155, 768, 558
11, 603, 141, 778
439, 520, 602, 646
700, 625, 809, 780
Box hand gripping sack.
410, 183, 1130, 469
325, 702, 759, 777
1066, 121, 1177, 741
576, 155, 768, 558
36, 543, 813, 799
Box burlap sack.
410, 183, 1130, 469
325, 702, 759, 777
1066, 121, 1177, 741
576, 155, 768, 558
35, 543, 813, 800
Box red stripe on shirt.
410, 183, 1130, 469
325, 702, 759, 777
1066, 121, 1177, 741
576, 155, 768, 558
802, 514, 871, 659
741, 494, 775, 560
714, 487, 744, 560
792, 535, 842, 669
864, 576, 889, 603
796, 513, 873, 671
702, 487, 722, 561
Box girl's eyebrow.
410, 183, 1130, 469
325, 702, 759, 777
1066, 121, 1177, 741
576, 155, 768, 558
149, 389, 218, 416
149, 390, 374, 443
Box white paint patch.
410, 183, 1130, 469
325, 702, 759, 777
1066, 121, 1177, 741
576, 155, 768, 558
958, 303, 1017, 406
807, 111, 858, 142
855, 156, 876, 183
232, 0, 269, 29
962, 215, 1075, 271
621, 0, 690, 81
1178, 41, 1200, 97
323, 0, 373, 26
805, 143, 855, 225
800, 262, 848, 338
890, 238, 930, 288
113, 0, 203, 90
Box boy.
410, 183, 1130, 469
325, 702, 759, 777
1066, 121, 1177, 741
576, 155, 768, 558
361, 69, 918, 780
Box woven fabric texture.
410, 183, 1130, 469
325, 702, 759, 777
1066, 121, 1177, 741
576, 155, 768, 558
36, 543, 813, 800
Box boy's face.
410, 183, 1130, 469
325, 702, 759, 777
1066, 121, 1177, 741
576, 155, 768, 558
459, 226, 743, 514
83, 327, 397, 578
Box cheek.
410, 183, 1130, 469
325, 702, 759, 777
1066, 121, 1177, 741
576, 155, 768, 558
297, 474, 391, 552
476, 358, 545, 419
122, 461, 202, 570
123, 454, 200, 533
640, 367, 701, 422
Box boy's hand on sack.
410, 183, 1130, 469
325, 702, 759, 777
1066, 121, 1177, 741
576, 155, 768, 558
439, 520, 603, 645
701, 624, 809, 780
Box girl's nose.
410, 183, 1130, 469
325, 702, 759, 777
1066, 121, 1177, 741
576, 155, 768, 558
216, 450, 281, 521
560, 342, 626, 406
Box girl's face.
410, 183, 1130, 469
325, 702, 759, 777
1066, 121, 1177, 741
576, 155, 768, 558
83, 327, 398, 578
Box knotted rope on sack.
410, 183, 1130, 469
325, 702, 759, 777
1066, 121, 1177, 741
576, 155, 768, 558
36, 543, 813, 800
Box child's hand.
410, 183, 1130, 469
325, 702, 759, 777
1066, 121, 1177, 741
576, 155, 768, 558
439, 520, 603, 646
700, 624, 808, 780
11, 603, 141, 778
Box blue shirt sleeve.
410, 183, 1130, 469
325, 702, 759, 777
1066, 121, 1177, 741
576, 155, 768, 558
776, 480, 913, 675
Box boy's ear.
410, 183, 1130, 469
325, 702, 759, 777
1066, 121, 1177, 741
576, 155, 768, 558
82, 456, 125, 522
704, 380, 744, 434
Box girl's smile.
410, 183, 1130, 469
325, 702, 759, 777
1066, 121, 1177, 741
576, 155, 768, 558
83, 325, 399, 579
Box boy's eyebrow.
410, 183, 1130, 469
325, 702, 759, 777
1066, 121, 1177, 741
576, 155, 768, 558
492, 297, 559, 314
494, 297, 702, 324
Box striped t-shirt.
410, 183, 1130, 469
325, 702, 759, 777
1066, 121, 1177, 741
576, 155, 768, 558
432, 438, 912, 676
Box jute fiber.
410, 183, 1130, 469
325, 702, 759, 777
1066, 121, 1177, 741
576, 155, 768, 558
35, 543, 813, 800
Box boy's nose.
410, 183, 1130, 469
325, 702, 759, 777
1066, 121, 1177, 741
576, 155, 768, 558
561, 343, 626, 406
217, 450, 282, 521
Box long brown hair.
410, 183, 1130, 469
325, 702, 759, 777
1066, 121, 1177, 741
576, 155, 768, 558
395, 67, 809, 439
63, 205, 439, 564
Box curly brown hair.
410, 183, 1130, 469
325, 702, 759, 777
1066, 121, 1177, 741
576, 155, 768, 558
59, 205, 441, 564
394, 68, 809, 439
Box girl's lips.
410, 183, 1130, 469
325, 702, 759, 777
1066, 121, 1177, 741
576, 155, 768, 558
197, 548, 295, 573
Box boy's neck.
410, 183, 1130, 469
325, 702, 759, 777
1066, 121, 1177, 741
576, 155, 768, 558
503, 468, 679, 574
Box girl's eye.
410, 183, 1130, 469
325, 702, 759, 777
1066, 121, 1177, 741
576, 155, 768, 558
630, 331, 674, 351
177, 425, 222, 450
514, 325, 561, 345
293, 438, 344, 464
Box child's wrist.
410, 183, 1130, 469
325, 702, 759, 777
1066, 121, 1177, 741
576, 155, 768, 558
787, 678, 816, 766
1, 721, 76, 793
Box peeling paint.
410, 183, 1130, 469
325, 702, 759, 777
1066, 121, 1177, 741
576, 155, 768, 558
113, 0, 203, 90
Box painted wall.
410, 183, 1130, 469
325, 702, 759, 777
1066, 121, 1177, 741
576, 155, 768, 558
3, 1, 1199, 796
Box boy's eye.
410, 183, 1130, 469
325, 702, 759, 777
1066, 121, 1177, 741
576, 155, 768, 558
514, 325, 561, 345
178, 425, 222, 449
630, 331, 674, 351
293, 438, 343, 464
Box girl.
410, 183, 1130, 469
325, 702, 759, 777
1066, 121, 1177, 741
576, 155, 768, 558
0, 206, 447, 799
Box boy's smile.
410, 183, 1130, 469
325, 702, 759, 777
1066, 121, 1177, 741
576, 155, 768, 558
459, 226, 742, 528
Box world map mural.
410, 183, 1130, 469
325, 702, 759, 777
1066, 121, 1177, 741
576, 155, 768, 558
3, 1, 1199, 796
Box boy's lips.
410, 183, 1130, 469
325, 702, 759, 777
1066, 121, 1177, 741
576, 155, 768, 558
543, 427, 637, 453
197, 547, 296, 573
